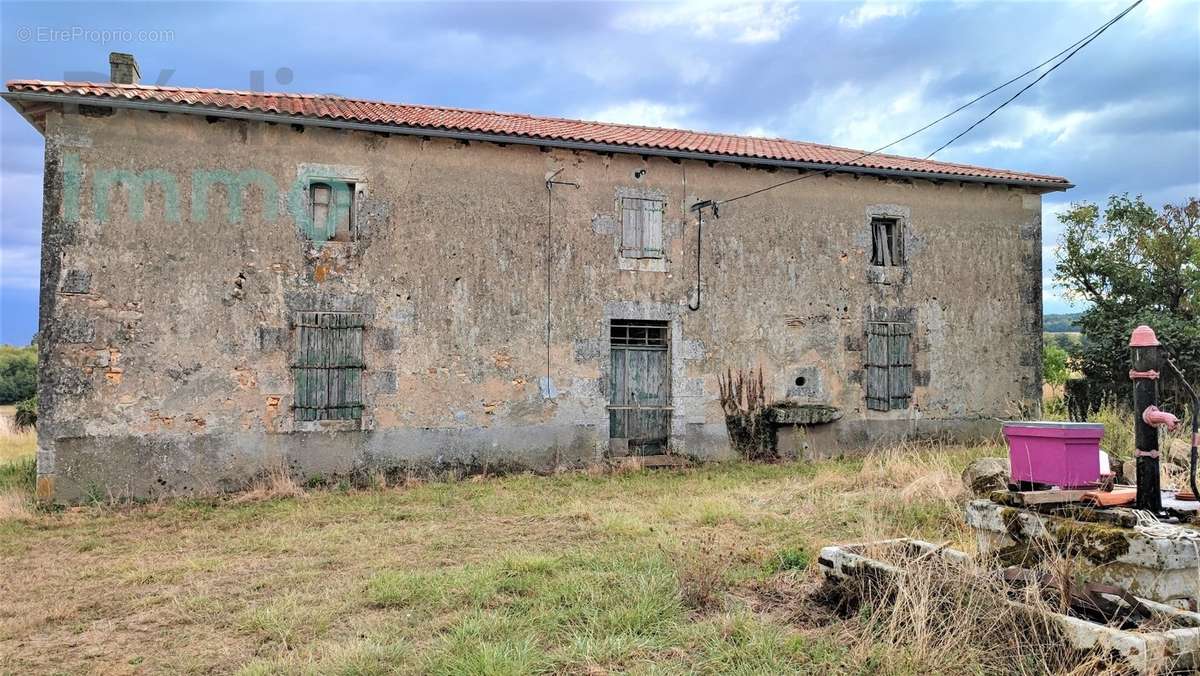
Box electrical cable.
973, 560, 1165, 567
545, 178, 553, 396
688, 207, 704, 311
924, 0, 1143, 159
716, 0, 1143, 208
543, 172, 579, 395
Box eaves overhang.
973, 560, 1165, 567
2, 90, 1075, 192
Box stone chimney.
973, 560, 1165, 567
109, 52, 140, 85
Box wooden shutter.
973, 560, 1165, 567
292, 312, 365, 421
330, 182, 354, 242
621, 198, 642, 257
310, 183, 331, 241
865, 322, 890, 411
871, 219, 888, 266
889, 323, 913, 409
641, 200, 663, 258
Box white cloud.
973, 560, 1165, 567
579, 101, 697, 129
0, 245, 39, 290
840, 2, 915, 29
740, 125, 778, 139
615, 2, 799, 44
782, 74, 942, 154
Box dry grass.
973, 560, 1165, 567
231, 463, 306, 503
834, 542, 1136, 675
0, 434, 1137, 674
672, 533, 738, 612
0, 405, 36, 466
0, 489, 34, 521
0, 405, 35, 523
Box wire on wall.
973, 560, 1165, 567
543, 170, 579, 398
688, 200, 718, 311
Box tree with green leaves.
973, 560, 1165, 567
1043, 343, 1069, 388
1054, 195, 1199, 409
0, 344, 36, 404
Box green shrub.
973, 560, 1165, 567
1093, 399, 1134, 462
0, 456, 36, 494
767, 547, 810, 574
0, 345, 36, 405
1043, 396, 1067, 421
1042, 344, 1069, 387
14, 395, 36, 432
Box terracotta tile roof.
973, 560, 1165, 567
5, 80, 1071, 187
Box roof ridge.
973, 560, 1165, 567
3, 79, 1071, 186
5, 79, 802, 142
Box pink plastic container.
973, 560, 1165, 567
1004, 421, 1105, 488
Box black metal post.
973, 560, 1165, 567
1131, 325, 1162, 513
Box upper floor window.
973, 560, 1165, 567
308, 181, 355, 242
620, 197, 664, 259
870, 216, 904, 267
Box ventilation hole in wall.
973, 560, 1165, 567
795, 377, 807, 387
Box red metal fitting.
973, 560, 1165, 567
1129, 325, 1160, 347
1143, 405, 1181, 431
1129, 369, 1161, 380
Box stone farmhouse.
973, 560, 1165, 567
3, 54, 1071, 501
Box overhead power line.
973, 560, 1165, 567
924, 0, 1143, 159
715, 0, 1143, 207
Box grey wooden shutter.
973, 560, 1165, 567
330, 182, 355, 242
310, 183, 331, 241
642, 200, 663, 257
871, 219, 888, 266
609, 346, 629, 438
865, 322, 890, 411
889, 322, 913, 409
621, 198, 642, 257
292, 312, 365, 421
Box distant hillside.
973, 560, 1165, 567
1043, 312, 1082, 333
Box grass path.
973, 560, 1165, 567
0, 442, 997, 674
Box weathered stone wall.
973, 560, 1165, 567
34, 106, 1044, 501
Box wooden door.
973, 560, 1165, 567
609, 320, 671, 454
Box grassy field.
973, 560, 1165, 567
0, 427, 1107, 674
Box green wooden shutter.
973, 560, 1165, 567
865, 323, 890, 411
889, 323, 913, 410
292, 312, 365, 421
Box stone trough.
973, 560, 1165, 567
966, 499, 1200, 610
818, 538, 1200, 673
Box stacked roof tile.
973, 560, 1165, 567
5, 80, 1070, 187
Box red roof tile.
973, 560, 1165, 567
5, 80, 1070, 187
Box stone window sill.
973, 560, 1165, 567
293, 419, 362, 433
618, 257, 668, 273
867, 265, 907, 285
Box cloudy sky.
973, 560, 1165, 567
1, 0, 1197, 344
